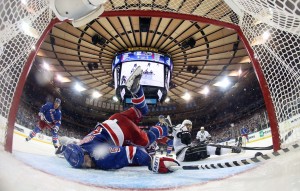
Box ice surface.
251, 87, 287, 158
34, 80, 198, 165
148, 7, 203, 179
0, 132, 299, 191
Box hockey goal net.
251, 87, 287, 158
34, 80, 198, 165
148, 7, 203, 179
0, 0, 299, 152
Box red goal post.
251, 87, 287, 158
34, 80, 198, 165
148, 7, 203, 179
1, 0, 299, 152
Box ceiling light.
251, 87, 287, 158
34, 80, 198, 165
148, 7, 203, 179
56, 74, 71, 83
165, 97, 170, 103
199, 86, 209, 95
181, 92, 191, 101
238, 68, 242, 76
21, 0, 27, 5
74, 83, 86, 92
92, 91, 102, 98
21, 20, 39, 38
214, 78, 231, 88
262, 31, 270, 40
250, 31, 271, 46
228, 70, 240, 76
43, 62, 50, 70
56, 74, 63, 81
113, 95, 118, 102
21, 21, 30, 32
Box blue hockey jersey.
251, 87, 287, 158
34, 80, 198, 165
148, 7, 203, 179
240, 126, 249, 135
40, 102, 61, 127
82, 143, 151, 170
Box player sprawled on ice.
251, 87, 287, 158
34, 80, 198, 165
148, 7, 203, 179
172, 120, 241, 162
56, 66, 180, 173
25, 98, 62, 149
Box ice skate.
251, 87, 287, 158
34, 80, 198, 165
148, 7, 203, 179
25, 137, 31, 142
125, 66, 143, 94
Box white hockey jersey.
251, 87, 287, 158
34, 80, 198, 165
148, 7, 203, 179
196, 130, 211, 142
172, 124, 190, 162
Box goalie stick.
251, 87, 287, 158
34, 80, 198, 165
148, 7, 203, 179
207, 144, 273, 151
169, 143, 299, 171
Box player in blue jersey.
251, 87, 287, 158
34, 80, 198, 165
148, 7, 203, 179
240, 126, 250, 146
156, 115, 174, 156
56, 66, 180, 173
25, 98, 62, 148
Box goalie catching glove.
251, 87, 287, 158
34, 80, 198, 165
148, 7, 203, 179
149, 156, 180, 173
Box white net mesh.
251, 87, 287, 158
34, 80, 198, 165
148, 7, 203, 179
0, 0, 299, 148
104, 0, 239, 24
104, 0, 300, 148
233, 0, 300, 148
0, 0, 52, 145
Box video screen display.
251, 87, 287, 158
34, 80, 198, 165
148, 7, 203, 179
112, 51, 172, 71
119, 61, 165, 88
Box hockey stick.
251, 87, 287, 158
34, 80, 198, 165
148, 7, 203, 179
169, 143, 299, 171
207, 144, 273, 150
165, 115, 173, 127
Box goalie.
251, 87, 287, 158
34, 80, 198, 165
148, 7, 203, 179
172, 120, 241, 162
56, 66, 179, 173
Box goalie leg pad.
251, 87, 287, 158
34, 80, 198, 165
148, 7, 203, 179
184, 144, 209, 161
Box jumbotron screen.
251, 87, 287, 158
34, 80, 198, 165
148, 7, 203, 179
113, 51, 172, 104
119, 61, 165, 87
112, 51, 173, 71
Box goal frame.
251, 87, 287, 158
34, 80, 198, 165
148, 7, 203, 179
4, 10, 280, 152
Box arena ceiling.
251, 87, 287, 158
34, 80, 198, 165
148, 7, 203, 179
36, 1, 257, 115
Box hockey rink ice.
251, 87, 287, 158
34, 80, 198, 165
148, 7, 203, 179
1, 131, 300, 191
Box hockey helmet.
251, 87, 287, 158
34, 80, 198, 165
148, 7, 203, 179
55, 98, 61, 105
158, 115, 165, 119
200, 126, 205, 130
182, 119, 192, 126
64, 144, 85, 168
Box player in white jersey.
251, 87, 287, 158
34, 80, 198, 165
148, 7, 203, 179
196, 126, 211, 144
172, 119, 241, 162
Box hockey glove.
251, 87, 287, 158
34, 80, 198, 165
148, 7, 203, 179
180, 131, 192, 145
38, 112, 45, 120
53, 126, 59, 133
149, 156, 180, 173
